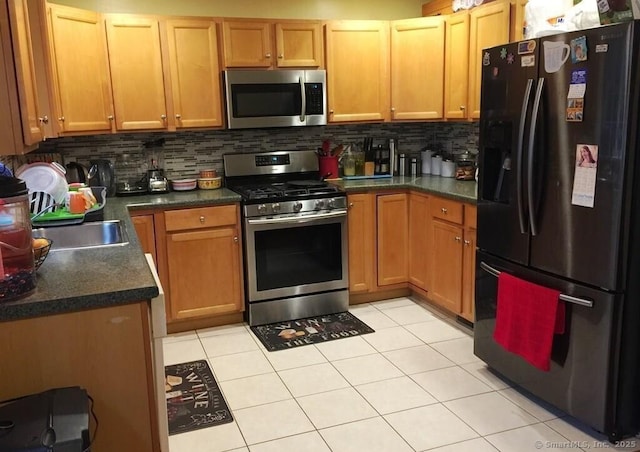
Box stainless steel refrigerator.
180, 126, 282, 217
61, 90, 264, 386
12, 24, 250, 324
475, 21, 640, 440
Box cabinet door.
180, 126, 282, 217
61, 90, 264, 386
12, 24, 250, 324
461, 227, 476, 322
131, 214, 156, 266
469, 1, 510, 119
7, 0, 42, 145
429, 219, 463, 313
275, 22, 323, 67
167, 227, 243, 320
347, 193, 376, 293
47, 4, 114, 133
325, 20, 390, 123
391, 17, 445, 120
164, 19, 222, 129
222, 20, 272, 68
106, 15, 167, 130
510, 0, 527, 43
444, 12, 470, 119
409, 192, 430, 290
377, 193, 409, 286
0, 1, 23, 155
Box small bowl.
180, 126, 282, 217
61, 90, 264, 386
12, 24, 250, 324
197, 177, 221, 190
171, 179, 197, 191
199, 169, 218, 179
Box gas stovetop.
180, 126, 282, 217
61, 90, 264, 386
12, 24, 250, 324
231, 180, 343, 201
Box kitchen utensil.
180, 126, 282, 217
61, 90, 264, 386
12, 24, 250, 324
146, 169, 169, 193
89, 159, 115, 196
65, 162, 89, 184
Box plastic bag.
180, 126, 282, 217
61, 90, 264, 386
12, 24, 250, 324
524, 0, 575, 38
564, 0, 601, 31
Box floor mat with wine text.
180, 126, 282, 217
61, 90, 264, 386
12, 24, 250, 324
250, 311, 375, 352
165, 360, 233, 435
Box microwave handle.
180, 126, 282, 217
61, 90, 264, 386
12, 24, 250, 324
299, 77, 306, 122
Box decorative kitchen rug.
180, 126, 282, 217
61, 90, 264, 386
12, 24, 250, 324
164, 360, 233, 435
250, 311, 375, 352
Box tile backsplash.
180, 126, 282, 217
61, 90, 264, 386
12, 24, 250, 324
30, 121, 478, 181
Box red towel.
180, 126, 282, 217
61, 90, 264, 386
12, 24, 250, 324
493, 272, 565, 371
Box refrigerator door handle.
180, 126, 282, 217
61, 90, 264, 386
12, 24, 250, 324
527, 77, 545, 236
479, 261, 594, 308
517, 79, 535, 234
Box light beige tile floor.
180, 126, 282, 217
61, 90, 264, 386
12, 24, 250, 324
163, 297, 639, 452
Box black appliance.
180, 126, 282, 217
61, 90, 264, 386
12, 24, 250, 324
224, 150, 348, 326
475, 21, 640, 441
0, 387, 90, 451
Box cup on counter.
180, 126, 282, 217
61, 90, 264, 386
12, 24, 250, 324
68, 192, 85, 214
431, 155, 443, 176
319, 155, 339, 179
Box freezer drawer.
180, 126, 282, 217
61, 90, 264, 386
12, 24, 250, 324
474, 251, 617, 435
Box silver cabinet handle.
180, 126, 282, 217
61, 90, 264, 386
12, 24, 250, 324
479, 261, 594, 308
199, 216, 205, 224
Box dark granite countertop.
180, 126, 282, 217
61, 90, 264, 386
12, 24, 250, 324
0, 178, 472, 322
339, 175, 477, 203
0, 188, 241, 322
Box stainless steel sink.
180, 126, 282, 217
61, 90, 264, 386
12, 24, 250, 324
32, 220, 129, 250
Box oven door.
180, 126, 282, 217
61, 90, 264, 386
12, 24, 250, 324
244, 210, 348, 302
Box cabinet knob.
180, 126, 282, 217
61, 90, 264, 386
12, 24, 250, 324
464, 240, 471, 246
460, 106, 466, 110
349, 202, 354, 208
455, 236, 462, 242
161, 114, 167, 120
278, 54, 283, 59
175, 114, 181, 120
199, 216, 205, 224
391, 107, 395, 112
441, 207, 448, 214
234, 236, 239, 243
58, 116, 65, 122
265, 53, 271, 58
39, 115, 49, 124
329, 110, 334, 114
107, 115, 114, 120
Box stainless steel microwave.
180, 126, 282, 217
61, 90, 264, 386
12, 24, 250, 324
223, 69, 327, 129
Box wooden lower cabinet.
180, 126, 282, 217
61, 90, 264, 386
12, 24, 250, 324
409, 191, 430, 290
461, 204, 477, 322
377, 192, 409, 286
347, 193, 376, 293
163, 205, 244, 321
131, 213, 156, 265
429, 218, 464, 313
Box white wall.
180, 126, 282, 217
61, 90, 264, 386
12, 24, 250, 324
48, 0, 427, 20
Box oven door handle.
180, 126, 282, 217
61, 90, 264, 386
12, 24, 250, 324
247, 210, 346, 225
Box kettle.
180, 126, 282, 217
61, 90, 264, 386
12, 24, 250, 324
89, 159, 115, 196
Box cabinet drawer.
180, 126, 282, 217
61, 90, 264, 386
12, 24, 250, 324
165, 205, 237, 232
464, 204, 477, 229
431, 197, 463, 224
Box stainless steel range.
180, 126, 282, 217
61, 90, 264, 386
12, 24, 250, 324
224, 150, 349, 326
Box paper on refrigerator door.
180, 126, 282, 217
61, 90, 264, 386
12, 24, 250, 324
571, 144, 598, 208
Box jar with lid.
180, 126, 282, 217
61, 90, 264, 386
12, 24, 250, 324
0, 176, 36, 301
456, 151, 477, 181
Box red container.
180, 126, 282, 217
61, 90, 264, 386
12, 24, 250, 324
318, 156, 339, 179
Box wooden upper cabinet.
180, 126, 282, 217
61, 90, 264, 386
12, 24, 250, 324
510, 0, 528, 42
444, 12, 470, 119
325, 20, 390, 123
0, 1, 24, 155
106, 15, 167, 131
422, 0, 454, 16
222, 20, 272, 68
469, 1, 510, 119
275, 22, 323, 67
162, 19, 222, 129
46, 4, 114, 133
391, 17, 445, 121
377, 192, 409, 286
7, 0, 42, 145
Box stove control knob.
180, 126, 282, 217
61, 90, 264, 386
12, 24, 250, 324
315, 199, 326, 210
327, 198, 335, 209
257, 204, 267, 215
293, 201, 303, 212
272, 203, 281, 213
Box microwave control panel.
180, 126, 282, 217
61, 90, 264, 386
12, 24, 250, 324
305, 84, 324, 115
